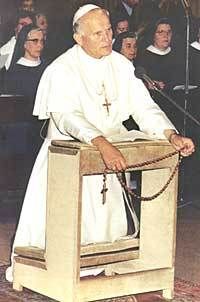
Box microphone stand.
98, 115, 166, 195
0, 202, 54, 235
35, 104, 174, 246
149, 85, 200, 128
183, 3, 191, 135
181, 3, 191, 203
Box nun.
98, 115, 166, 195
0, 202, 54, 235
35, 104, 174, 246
4, 24, 48, 102
4, 24, 48, 171
136, 18, 182, 92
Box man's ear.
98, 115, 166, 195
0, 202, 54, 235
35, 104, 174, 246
73, 33, 83, 46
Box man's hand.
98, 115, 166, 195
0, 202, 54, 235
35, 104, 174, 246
146, 80, 165, 90
91, 136, 127, 171
168, 132, 195, 157
155, 80, 165, 90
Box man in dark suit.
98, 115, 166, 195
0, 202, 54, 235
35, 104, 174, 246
113, 0, 139, 31
112, 0, 160, 40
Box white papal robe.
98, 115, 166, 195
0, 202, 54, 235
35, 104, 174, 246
6, 44, 176, 281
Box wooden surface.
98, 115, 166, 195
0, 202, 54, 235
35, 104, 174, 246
13, 140, 178, 302
15, 236, 140, 268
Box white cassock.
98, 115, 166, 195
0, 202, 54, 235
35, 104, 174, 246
7, 44, 176, 280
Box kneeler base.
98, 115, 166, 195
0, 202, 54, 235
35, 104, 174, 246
13, 140, 178, 302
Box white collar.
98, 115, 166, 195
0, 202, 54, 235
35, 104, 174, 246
147, 45, 171, 55
17, 57, 41, 67
191, 41, 200, 51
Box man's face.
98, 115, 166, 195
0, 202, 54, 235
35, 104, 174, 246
154, 24, 172, 50
115, 20, 129, 36
24, 29, 44, 61
15, 17, 33, 36
123, 0, 139, 7
74, 10, 113, 59
36, 15, 48, 33
21, 0, 34, 11
121, 37, 137, 61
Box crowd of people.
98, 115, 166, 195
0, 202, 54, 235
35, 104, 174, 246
1, 1, 200, 99
0, 0, 198, 283
1, 1, 200, 98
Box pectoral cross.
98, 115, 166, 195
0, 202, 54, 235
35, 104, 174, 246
102, 84, 111, 116
103, 98, 111, 116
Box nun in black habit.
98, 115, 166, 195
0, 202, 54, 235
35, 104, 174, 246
4, 24, 48, 102
4, 24, 48, 169
135, 18, 184, 132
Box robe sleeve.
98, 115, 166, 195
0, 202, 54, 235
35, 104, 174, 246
51, 112, 104, 145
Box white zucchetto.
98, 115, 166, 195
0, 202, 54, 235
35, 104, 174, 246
73, 4, 100, 26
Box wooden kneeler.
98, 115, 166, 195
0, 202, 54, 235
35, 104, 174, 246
13, 140, 179, 302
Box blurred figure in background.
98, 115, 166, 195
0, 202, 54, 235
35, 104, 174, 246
112, 0, 160, 46
111, 13, 129, 42
0, 11, 34, 70
113, 31, 139, 131
34, 11, 70, 63
112, 0, 140, 32
158, 0, 198, 45
136, 18, 180, 92
19, 0, 35, 13
136, 18, 183, 131
35, 12, 48, 39
4, 24, 47, 100
113, 31, 137, 64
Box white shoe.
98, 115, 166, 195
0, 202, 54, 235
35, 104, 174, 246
5, 266, 13, 282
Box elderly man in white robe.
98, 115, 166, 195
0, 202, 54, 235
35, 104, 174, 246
6, 4, 194, 281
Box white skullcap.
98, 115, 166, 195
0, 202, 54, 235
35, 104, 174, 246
73, 4, 100, 26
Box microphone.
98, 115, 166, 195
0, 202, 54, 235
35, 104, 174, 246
134, 66, 158, 90
134, 66, 200, 128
